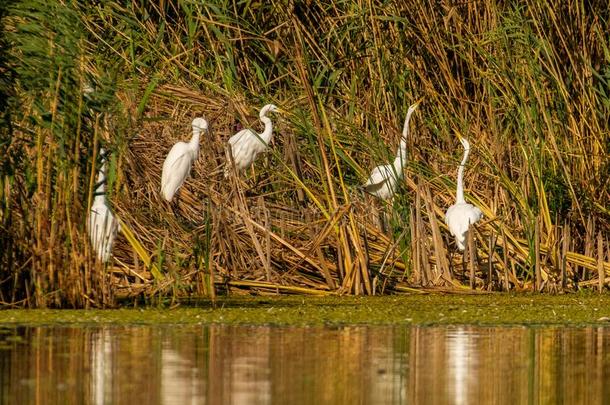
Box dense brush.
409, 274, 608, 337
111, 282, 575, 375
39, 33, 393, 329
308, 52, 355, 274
1, 1, 609, 307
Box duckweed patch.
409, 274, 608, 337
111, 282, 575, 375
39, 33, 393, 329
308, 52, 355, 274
2, 293, 610, 326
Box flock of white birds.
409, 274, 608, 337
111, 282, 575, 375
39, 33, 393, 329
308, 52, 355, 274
87, 101, 482, 265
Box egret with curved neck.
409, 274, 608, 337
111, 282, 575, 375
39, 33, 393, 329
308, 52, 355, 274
225, 104, 279, 177
455, 138, 471, 204
88, 149, 120, 263
161, 117, 208, 202
444, 137, 482, 250
362, 101, 419, 200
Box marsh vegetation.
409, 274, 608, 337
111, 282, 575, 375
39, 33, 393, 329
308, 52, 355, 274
1, 1, 610, 307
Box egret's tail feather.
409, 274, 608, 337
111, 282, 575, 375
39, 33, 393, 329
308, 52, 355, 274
456, 240, 465, 251
160, 185, 174, 202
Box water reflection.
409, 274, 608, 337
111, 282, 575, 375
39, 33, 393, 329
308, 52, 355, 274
1, 324, 610, 404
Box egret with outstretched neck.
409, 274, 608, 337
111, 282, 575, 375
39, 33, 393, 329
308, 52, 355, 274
362, 101, 419, 200
88, 149, 120, 263
444, 136, 482, 250
161, 117, 208, 202
225, 104, 279, 177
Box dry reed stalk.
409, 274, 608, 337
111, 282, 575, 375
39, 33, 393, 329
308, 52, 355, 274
598, 232, 605, 293
409, 206, 420, 285
487, 233, 497, 290
502, 228, 510, 291
560, 223, 570, 291
414, 181, 430, 286
584, 217, 595, 281
467, 228, 476, 289
535, 218, 542, 291
423, 185, 451, 284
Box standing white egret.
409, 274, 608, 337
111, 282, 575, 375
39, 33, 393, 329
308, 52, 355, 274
444, 137, 482, 250
225, 104, 279, 177
88, 150, 120, 263
362, 101, 419, 200
161, 117, 208, 202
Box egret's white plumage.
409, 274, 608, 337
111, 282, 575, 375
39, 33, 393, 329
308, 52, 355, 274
225, 104, 278, 176
444, 137, 482, 250
161, 117, 208, 201
88, 150, 120, 263
362, 102, 419, 200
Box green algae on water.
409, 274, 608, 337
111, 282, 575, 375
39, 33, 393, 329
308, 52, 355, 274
2, 294, 610, 326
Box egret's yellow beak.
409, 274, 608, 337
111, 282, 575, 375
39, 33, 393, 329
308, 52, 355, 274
455, 131, 464, 141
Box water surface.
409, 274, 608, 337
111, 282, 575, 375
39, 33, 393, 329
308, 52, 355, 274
1, 324, 609, 404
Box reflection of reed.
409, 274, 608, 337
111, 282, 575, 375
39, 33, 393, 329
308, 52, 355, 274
534, 327, 610, 405
160, 346, 202, 404
0, 327, 93, 404
2, 325, 610, 404
206, 326, 271, 405
204, 325, 409, 404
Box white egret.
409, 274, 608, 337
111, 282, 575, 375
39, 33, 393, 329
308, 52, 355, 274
225, 104, 279, 177
362, 101, 419, 200
444, 137, 482, 250
160, 117, 208, 201
88, 150, 120, 263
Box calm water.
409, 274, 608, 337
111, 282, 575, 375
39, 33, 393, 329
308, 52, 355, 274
1, 324, 609, 404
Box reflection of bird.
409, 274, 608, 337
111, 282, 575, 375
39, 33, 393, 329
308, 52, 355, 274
448, 327, 472, 405
91, 329, 112, 405
161, 118, 208, 202
444, 137, 482, 250
225, 104, 279, 177
88, 149, 120, 263
362, 102, 419, 200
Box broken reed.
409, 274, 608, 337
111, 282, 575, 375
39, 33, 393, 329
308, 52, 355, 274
1, 0, 610, 307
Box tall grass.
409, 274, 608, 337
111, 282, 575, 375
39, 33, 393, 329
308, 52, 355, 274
1, 0, 609, 307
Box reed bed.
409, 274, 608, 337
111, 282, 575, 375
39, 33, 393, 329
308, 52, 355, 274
0, 0, 609, 307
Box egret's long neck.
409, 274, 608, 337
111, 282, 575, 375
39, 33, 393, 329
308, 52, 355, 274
392, 107, 416, 176
456, 147, 469, 204
189, 128, 201, 148
392, 138, 407, 176
260, 116, 273, 144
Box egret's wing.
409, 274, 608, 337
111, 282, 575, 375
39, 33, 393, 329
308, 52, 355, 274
169, 154, 194, 183
359, 166, 388, 196
161, 143, 194, 199
236, 130, 259, 158
228, 129, 250, 150
162, 143, 189, 187
227, 129, 250, 162
445, 203, 480, 238
228, 128, 250, 145
364, 165, 392, 186
466, 205, 483, 226
225, 130, 252, 176
444, 204, 456, 226
229, 129, 265, 171
232, 133, 252, 161
88, 202, 119, 262
362, 178, 388, 194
